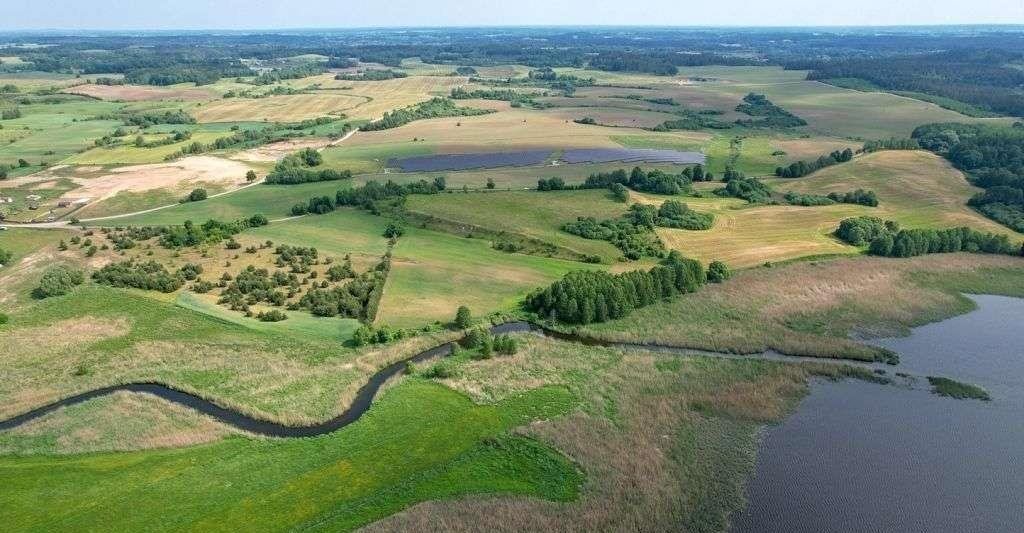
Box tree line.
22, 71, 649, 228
836, 216, 1021, 257
775, 148, 853, 178
290, 178, 447, 216
361, 98, 493, 131
913, 122, 1024, 232
525, 252, 706, 325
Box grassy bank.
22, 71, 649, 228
577, 254, 1024, 362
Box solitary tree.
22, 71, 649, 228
245, 170, 257, 182
187, 188, 208, 202
486, 178, 495, 189
454, 305, 472, 329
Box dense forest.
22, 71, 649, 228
793, 49, 1024, 117
4, 27, 1023, 93
913, 123, 1024, 232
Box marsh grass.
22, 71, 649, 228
927, 377, 992, 401
576, 254, 1024, 363
367, 335, 820, 532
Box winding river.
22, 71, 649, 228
0, 322, 883, 437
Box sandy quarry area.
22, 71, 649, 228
66, 156, 254, 203
232, 138, 331, 162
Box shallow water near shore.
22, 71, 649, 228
730, 295, 1024, 533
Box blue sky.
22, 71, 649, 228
2, 0, 1022, 30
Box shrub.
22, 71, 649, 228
177, 262, 203, 281
0, 247, 12, 266
92, 260, 183, 292
383, 223, 404, 238
257, 309, 288, 322
33, 266, 85, 299
454, 305, 472, 329
493, 334, 519, 355
422, 362, 456, 379
186, 188, 208, 202
707, 261, 731, 283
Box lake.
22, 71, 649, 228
730, 295, 1024, 533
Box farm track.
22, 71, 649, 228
0, 322, 896, 437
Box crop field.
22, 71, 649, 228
0, 72, 109, 91
771, 150, 1019, 236
378, 225, 604, 327
95, 180, 345, 225
404, 189, 627, 260
543, 106, 683, 128
190, 93, 367, 122
66, 131, 228, 165
656, 199, 866, 267
555, 66, 1012, 139
344, 103, 644, 150
0, 99, 122, 166
62, 83, 215, 102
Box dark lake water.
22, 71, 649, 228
386, 148, 705, 172
731, 295, 1024, 533
387, 150, 552, 172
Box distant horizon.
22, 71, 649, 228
3, 23, 1024, 35
3, 0, 1022, 31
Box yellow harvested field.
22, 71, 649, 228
645, 150, 1021, 268
773, 150, 1018, 236
63, 83, 214, 102
345, 102, 651, 150
190, 93, 366, 122
657, 202, 865, 267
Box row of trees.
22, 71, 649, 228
335, 69, 407, 81
862, 138, 920, 153
252, 63, 325, 85
836, 216, 1021, 257
775, 148, 854, 178
362, 98, 493, 131
291, 178, 447, 216
784, 189, 878, 207
526, 252, 706, 324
